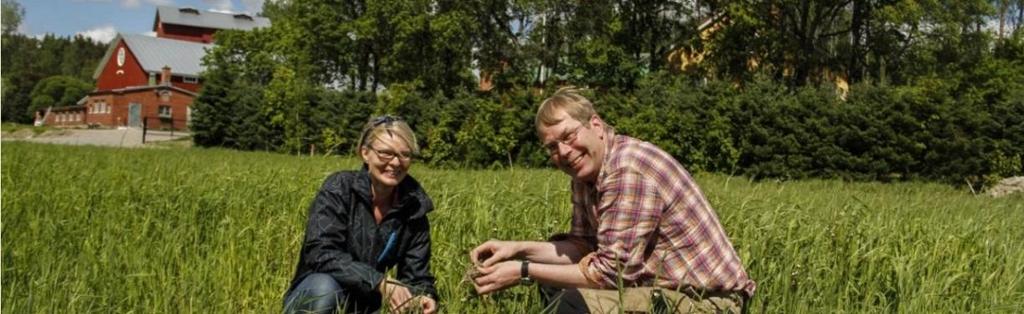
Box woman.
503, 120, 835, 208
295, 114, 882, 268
283, 116, 438, 314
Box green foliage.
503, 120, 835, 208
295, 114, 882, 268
1, 0, 23, 34
190, 0, 1024, 186
1, 33, 105, 123
3, 142, 1023, 312
27, 75, 92, 115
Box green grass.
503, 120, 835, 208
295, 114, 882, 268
0, 123, 57, 137
3, 142, 1023, 313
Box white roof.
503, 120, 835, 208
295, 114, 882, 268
93, 33, 213, 79
154, 6, 271, 31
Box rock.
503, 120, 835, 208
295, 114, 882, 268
988, 176, 1024, 197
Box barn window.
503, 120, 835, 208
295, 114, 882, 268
92, 101, 108, 114
159, 105, 172, 118
183, 76, 198, 84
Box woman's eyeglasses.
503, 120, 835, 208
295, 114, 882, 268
367, 146, 413, 162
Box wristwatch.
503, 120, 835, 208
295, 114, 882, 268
520, 260, 534, 286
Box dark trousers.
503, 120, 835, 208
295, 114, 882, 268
539, 284, 590, 314
282, 273, 382, 314
539, 284, 747, 314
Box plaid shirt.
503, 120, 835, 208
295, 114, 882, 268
571, 134, 756, 297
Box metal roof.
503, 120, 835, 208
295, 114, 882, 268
154, 6, 271, 31
93, 33, 213, 79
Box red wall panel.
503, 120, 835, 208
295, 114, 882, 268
95, 40, 149, 91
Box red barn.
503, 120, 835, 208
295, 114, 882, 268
154, 6, 269, 44
36, 6, 269, 130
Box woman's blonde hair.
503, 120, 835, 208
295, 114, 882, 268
357, 115, 420, 155
535, 87, 598, 132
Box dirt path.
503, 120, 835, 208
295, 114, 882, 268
2, 128, 190, 148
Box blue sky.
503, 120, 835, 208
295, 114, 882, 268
16, 0, 265, 43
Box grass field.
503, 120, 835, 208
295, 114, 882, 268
2, 141, 1023, 313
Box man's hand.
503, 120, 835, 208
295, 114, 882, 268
471, 260, 522, 295
470, 240, 520, 267
417, 296, 438, 314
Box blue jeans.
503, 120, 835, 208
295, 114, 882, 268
282, 273, 381, 314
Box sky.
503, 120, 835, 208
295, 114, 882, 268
14, 0, 266, 43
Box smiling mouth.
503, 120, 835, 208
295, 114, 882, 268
384, 169, 403, 178
567, 155, 584, 169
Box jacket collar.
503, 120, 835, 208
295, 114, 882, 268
352, 164, 434, 219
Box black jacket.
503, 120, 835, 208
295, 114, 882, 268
285, 168, 438, 302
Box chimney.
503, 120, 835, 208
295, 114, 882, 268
161, 66, 171, 86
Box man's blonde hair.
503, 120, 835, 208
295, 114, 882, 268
358, 116, 420, 155
535, 87, 597, 132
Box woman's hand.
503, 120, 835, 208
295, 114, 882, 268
471, 260, 522, 295
380, 278, 413, 312
470, 240, 520, 267
380, 278, 437, 313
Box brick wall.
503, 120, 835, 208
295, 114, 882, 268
81, 87, 195, 130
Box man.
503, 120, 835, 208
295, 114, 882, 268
470, 88, 755, 313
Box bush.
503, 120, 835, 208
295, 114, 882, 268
192, 74, 1023, 185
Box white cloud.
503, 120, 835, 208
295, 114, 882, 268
72, 0, 172, 6
203, 0, 234, 12
240, 0, 265, 13
118, 0, 173, 8
77, 25, 118, 43
145, 0, 175, 6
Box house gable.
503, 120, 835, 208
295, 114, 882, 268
94, 36, 149, 91
91, 34, 209, 92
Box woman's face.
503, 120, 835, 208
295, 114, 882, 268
360, 132, 413, 189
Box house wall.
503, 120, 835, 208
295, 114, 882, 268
42, 108, 87, 127
82, 88, 195, 130
95, 40, 148, 91
156, 21, 216, 43
169, 75, 201, 93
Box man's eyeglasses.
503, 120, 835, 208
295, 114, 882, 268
544, 125, 582, 154
367, 146, 413, 162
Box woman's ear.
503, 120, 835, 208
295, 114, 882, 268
359, 146, 370, 162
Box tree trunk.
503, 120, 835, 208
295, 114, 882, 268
848, 0, 866, 83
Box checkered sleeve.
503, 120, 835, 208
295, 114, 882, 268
583, 167, 663, 288
569, 180, 596, 238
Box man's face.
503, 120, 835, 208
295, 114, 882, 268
538, 109, 606, 183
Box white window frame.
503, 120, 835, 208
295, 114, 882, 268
158, 105, 173, 118
183, 76, 198, 84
